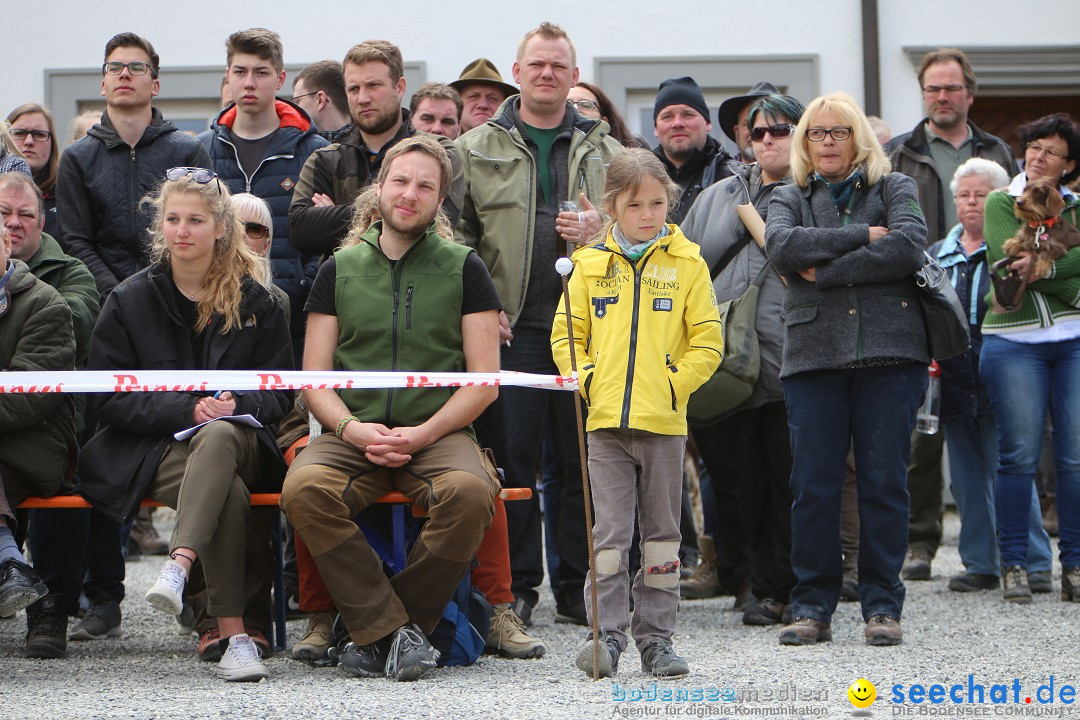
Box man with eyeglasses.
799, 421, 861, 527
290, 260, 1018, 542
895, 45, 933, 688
292, 61, 355, 144
652, 77, 734, 224
198, 28, 327, 358
43, 30, 211, 659
887, 48, 1016, 244
57, 32, 211, 301
885, 48, 1017, 588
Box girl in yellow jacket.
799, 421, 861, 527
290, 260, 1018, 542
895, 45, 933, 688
551, 149, 723, 678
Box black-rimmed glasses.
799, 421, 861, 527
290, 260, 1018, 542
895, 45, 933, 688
103, 61, 152, 76
11, 129, 52, 143
807, 127, 853, 142
749, 124, 795, 142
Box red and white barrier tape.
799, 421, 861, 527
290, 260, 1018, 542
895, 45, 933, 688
0, 370, 578, 394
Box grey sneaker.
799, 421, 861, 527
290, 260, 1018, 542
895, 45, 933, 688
384, 624, 439, 682
640, 637, 689, 677
69, 598, 122, 640
575, 633, 621, 678
1002, 566, 1032, 604
340, 639, 389, 678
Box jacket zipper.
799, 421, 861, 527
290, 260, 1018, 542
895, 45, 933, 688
385, 261, 400, 422
129, 147, 137, 247
620, 258, 644, 428
405, 284, 414, 329
222, 137, 293, 193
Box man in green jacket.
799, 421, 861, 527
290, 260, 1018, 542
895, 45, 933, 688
456, 22, 623, 626
0, 172, 101, 658
0, 219, 75, 627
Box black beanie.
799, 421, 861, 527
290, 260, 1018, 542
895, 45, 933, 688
653, 77, 710, 124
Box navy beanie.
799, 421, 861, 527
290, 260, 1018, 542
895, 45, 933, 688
653, 77, 710, 124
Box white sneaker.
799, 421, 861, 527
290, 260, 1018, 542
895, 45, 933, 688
145, 560, 187, 616
217, 633, 269, 682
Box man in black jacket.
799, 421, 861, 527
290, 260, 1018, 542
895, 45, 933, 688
884, 48, 1018, 585
39, 30, 210, 656
652, 76, 734, 223
198, 28, 327, 352
57, 32, 211, 302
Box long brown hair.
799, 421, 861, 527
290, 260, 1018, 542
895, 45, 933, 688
145, 174, 262, 332
6, 104, 59, 195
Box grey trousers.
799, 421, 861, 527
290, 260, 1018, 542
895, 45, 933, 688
149, 421, 260, 618
585, 428, 685, 653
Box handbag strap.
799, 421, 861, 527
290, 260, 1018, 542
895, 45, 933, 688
709, 232, 753, 281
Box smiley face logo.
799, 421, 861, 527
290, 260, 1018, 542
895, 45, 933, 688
848, 678, 876, 708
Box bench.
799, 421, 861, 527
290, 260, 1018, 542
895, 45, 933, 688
18, 487, 532, 651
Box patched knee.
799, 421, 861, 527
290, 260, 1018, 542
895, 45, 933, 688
438, 471, 496, 514
642, 541, 681, 588
596, 548, 622, 576
281, 466, 341, 520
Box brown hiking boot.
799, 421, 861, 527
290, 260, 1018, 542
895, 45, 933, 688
865, 614, 902, 646
778, 617, 832, 646
680, 536, 722, 599
1002, 566, 1032, 604
130, 507, 169, 556
1062, 567, 1080, 602
901, 547, 932, 581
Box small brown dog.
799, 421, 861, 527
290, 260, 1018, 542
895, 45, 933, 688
1004, 178, 1080, 278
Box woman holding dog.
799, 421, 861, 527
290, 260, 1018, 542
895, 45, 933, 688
765, 92, 928, 647
981, 112, 1080, 604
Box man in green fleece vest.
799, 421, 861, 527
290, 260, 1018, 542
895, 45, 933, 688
282, 136, 502, 682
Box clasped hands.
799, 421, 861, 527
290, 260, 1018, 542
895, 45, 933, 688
341, 420, 433, 468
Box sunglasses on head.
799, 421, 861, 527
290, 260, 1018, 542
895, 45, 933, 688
749, 124, 795, 142
243, 222, 270, 240
166, 167, 223, 195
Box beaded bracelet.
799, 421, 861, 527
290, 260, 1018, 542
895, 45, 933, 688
335, 415, 359, 439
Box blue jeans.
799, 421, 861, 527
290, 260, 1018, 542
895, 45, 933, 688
784, 363, 926, 623
943, 415, 1052, 575
980, 334, 1080, 567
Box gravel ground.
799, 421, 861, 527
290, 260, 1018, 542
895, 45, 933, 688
1, 510, 1075, 720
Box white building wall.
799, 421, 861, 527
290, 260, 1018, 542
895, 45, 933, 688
4, 0, 1078, 135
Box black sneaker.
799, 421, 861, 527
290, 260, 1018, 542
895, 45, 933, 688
640, 637, 690, 677
25, 595, 67, 659
69, 598, 122, 640
0, 559, 48, 617
554, 598, 588, 626
948, 573, 1000, 592
384, 624, 440, 682
340, 638, 390, 678
742, 598, 787, 626
575, 633, 621, 678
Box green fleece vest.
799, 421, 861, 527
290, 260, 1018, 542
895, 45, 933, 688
334, 222, 471, 429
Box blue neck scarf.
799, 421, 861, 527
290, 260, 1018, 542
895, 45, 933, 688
613, 223, 669, 261
815, 169, 865, 211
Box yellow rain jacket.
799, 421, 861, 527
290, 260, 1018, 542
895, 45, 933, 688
551, 224, 723, 435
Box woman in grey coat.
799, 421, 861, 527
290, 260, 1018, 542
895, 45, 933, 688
764, 92, 928, 647
681, 94, 803, 627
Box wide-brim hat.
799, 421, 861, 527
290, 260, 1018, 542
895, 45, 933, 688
449, 58, 518, 99
717, 81, 781, 141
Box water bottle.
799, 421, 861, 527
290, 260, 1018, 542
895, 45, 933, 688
916, 362, 941, 435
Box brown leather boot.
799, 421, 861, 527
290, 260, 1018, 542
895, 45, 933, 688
130, 507, 169, 555
679, 536, 722, 599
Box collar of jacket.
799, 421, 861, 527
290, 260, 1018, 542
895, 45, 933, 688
653, 134, 726, 181
357, 219, 443, 260
4, 259, 37, 296
142, 262, 262, 330
90, 106, 175, 149
490, 95, 608, 141
24, 232, 68, 272
213, 98, 315, 134
336, 108, 415, 153
800, 167, 871, 199
896, 119, 998, 157
583, 223, 700, 266
934, 224, 984, 269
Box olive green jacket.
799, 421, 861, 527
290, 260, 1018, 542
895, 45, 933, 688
456, 97, 623, 326
0, 260, 77, 500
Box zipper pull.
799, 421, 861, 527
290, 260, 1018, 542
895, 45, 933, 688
405, 284, 414, 329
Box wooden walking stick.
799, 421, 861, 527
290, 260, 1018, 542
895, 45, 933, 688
555, 256, 602, 681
